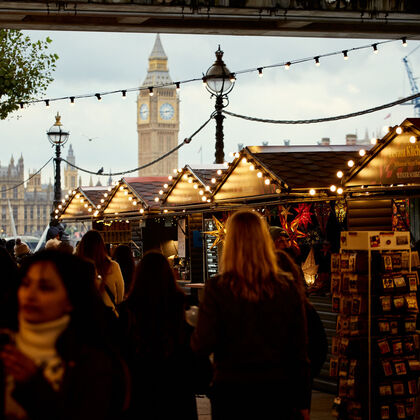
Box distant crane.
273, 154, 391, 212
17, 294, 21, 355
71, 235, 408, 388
402, 45, 420, 118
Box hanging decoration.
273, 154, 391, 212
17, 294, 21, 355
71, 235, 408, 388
313, 202, 331, 235
335, 199, 347, 223
278, 204, 309, 252
294, 203, 313, 230
392, 199, 410, 231
203, 216, 226, 249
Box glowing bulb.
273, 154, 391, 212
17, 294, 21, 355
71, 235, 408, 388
359, 149, 366, 157
94, 211, 99, 216
104, 193, 108, 198
55, 215, 58, 219
223, 162, 229, 168
193, 184, 198, 189
285, 62, 291, 70
76, 194, 80, 198
202, 196, 207, 202
164, 209, 168, 213
315, 57, 320, 66
124, 191, 128, 195
241, 157, 247, 164
119, 186, 124, 191
402, 37, 407, 47
140, 208, 144, 214
383, 126, 390, 134
337, 171, 344, 178
188, 178, 193, 184
164, 184, 168, 188
258, 68, 263, 77
410, 136, 417, 144
217, 170, 222, 175
343, 50, 348, 60
205, 186, 210, 191
132, 201, 137, 205
264, 179, 270, 185
211, 178, 216, 184
371, 137, 378, 145
101, 199, 104, 203
347, 160, 355, 167
330, 185, 337, 192
337, 187, 343, 194
128, 196, 133, 201
257, 172, 263, 178
88, 208, 92, 212
249, 164, 255, 171
154, 197, 159, 202
396, 126, 403, 134
58, 205, 62, 209
84, 204, 88, 208
309, 189, 316, 196
159, 190, 163, 195
173, 169, 177, 174
168, 176, 173, 180
97, 205, 101, 209
183, 174, 188, 180
107, 187, 112, 191
61, 199, 65, 203
199, 190, 204, 195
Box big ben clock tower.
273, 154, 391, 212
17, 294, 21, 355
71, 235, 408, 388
137, 34, 180, 176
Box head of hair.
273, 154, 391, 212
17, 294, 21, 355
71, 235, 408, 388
112, 245, 135, 295
76, 230, 110, 279
221, 209, 287, 302
19, 250, 109, 354
126, 251, 185, 356
0, 247, 19, 329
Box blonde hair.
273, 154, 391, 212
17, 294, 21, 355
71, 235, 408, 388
221, 209, 287, 301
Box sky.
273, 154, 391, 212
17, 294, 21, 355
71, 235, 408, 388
1, 30, 420, 186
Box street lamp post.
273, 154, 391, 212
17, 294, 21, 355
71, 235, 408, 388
205, 46, 235, 164
47, 113, 69, 217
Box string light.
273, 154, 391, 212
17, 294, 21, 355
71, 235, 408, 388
258, 68, 263, 77
19, 102, 24, 109
285, 62, 291, 70
402, 37, 407, 47
202, 77, 207, 86
347, 160, 355, 167
217, 170, 222, 175
149, 87, 154, 96
95, 93, 102, 101
201, 196, 207, 202
383, 126, 391, 134
154, 197, 159, 202
359, 149, 366, 157
343, 50, 348, 60
45, 99, 50, 107
211, 178, 216, 183
257, 172, 263, 178
372, 44, 378, 54
337, 187, 344, 194
164, 184, 168, 188
337, 171, 344, 178
330, 185, 337, 192
396, 126, 403, 134
175, 82, 180, 92
229, 73, 236, 83
140, 208, 144, 214
121, 90, 127, 98
315, 57, 320, 66
70, 97, 75, 106
168, 175, 173, 180
249, 164, 255, 171
371, 137, 378, 145
241, 157, 247, 163
264, 179, 270, 185
410, 136, 417, 144
309, 189, 316, 196
159, 190, 163, 195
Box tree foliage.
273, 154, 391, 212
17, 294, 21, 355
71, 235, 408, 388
0, 30, 58, 119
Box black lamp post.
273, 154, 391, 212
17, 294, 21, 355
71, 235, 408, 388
47, 113, 69, 218
205, 46, 235, 164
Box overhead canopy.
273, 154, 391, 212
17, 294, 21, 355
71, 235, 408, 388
102, 176, 167, 217
55, 186, 109, 221
213, 145, 361, 203
161, 164, 227, 209
345, 118, 420, 190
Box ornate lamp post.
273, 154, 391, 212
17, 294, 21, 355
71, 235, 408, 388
205, 46, 235, 164
47, 113, 69, 216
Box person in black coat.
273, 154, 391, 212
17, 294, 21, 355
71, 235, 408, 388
118, 251, 204, 420
0, 250, 128, 420
192, 210, 311, 420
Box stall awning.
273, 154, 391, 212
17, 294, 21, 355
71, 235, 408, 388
55, 186, 109, 221
102, 177, 167, 217
161, 164, 227, 209
345, 118, 420, 191
213, 145, 361, 203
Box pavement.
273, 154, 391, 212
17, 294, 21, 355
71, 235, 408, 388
197, 390, 335, 419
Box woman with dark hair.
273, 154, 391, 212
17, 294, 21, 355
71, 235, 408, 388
191, 210, 310, 420
119, 251, 199, 420
0, 250, 127, 420
112, 245, 135, 298
76, 230, 124, 312
0, 247, 19, 329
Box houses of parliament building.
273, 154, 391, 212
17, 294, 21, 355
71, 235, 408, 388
0, 146, 79, 237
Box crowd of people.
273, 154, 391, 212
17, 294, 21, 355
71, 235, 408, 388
0, 209, 327, 420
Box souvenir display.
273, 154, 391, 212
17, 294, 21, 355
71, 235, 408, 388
331, 231, 419, 420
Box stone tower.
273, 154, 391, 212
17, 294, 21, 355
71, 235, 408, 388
64, 144, 78, 191
137, 34, 180, 176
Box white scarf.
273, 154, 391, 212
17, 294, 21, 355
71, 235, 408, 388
5, 315, 70, 420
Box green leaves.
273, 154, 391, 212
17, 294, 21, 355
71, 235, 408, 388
0, 29, 59, 119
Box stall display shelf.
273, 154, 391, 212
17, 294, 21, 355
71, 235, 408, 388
330, 231, 419, 420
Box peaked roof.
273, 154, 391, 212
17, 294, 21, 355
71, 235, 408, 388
124, 177, 167, 208
149, 34, 167, 60
142, 34, 173, 87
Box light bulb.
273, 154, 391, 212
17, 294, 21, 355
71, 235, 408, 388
258, 68, 263, 77
211, 178, 216, 184
396, 126, 403, 134
315, 57, 320, 66
343, 50, 348, 60
337, 187, 343, 194
264, 179, 270, 185
149, 87, 154, 96
128, 196, 133, 200
217, 170, 222, 175
410, 136, 416, 144
199, 190, 204, 195
159, 190, 163, 195
285, 62, 291, 70
164, 184, 168, 188
347, 160, 355, 167
309, 189, 316, 196
202, 196, 207, 202
249, 164, 255, 171
154, 197, 159, 202
257, 172, 263, 178
330, 185, 337, 192
370, 138, 378, 145
168, 176, 173, 180
359, 149, 366, 157
337, 171, 344, 178
193, 184, 198, 189
402, 37, 407, 47
140, 208, 144, 214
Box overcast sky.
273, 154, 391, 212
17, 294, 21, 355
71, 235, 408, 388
1, 31, 419, 186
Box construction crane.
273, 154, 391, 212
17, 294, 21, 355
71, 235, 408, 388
402, 45, 420, 118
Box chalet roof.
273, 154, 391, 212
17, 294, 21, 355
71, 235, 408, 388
124, 177, 167, 207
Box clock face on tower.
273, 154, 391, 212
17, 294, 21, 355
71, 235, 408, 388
139, 104, 149, 120
159, 103, 175, 120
